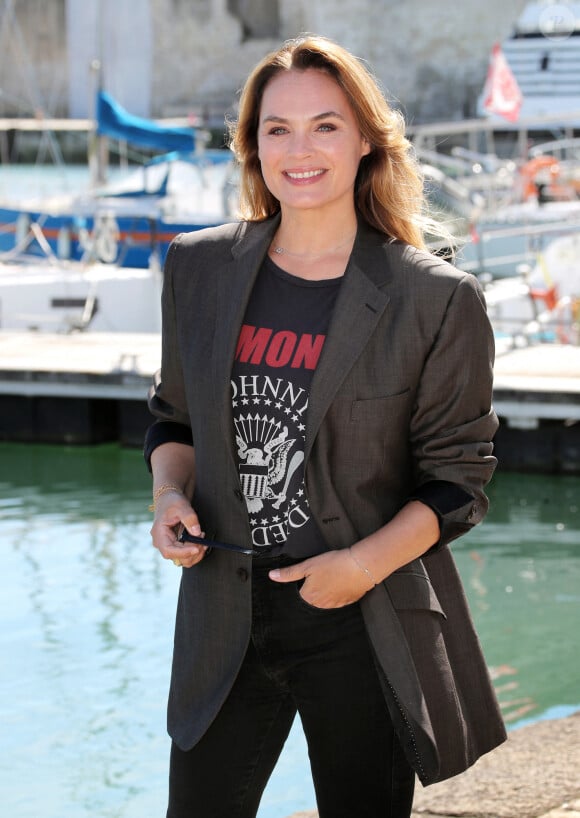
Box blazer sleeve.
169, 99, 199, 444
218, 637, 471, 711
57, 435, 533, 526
144, 235, 194, 467
408, 272, 498, 547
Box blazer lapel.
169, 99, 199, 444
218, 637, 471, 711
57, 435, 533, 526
212, 217, 280, 452
305, 239, 392, 461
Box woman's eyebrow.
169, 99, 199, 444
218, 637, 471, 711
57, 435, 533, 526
312, 111, 346, 122
261, 110, 346, 124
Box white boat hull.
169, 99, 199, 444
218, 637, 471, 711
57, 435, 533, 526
0, 258, 162, 333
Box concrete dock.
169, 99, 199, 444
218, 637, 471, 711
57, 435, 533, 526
285, 711, 580, 818
0, 331, 578, 470
492, 343, 580, 473
0, 330, 159, 446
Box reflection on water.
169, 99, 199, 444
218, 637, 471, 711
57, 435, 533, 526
453, 471, 580, 728
1, 445, 174, 818
0, 444, 579, 818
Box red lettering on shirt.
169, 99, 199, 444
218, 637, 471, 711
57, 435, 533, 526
291, 334, 325, 369
235, 325, 326, 370
265, 331, 296, 367
235, 325, 273, 364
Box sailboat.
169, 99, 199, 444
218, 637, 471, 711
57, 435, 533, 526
0, 90, 237, 270
0, 89, 239, 333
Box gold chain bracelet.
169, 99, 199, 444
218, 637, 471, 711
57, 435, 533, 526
348, 547, 378, 587
148, 483, 184, 512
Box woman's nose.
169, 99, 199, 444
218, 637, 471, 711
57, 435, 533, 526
288, 131, 312, 156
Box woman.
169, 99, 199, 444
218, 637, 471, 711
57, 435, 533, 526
145, 34, 506, 818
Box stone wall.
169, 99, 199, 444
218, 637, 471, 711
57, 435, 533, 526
0, 0, 530, 124
0, 0, 67, 116
278, 0, 530, 121
67, 0, 153, 118
150, 0, 280, 122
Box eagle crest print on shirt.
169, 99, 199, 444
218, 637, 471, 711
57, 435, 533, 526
235, 419, 303, 513
231, 374, 310, 549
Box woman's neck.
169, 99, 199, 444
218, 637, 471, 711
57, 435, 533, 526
268, 209, 358, 280
273, 209, 358, 256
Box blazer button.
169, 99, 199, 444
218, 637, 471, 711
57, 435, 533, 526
237, 567, 249, 582
468, 504, 478, 521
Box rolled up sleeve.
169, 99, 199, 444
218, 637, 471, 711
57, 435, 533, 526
409, 273, 499, 547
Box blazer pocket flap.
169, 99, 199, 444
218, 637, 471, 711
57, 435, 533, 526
384, 571, 446, 617
350, 389, 410, 421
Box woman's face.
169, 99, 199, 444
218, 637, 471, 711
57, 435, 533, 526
257, 68, 370, 217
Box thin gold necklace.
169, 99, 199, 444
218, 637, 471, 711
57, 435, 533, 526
271, 232, 356, 262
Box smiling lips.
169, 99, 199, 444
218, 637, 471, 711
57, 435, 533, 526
284, 169, 326, 180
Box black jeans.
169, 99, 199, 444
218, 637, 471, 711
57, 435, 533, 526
167, 556, 415, 818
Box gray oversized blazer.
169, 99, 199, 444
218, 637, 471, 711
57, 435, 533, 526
147, 215, 507, 786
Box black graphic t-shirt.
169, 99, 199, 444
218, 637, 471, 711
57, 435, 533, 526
231, 257, 342, 558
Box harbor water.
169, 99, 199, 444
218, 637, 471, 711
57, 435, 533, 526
1, 442, 579, 818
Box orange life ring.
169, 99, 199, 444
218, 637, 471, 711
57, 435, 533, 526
520, 155, 560, 200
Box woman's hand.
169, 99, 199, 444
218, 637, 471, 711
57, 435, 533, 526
150, 489, 209, 569
270, 501, 440, 603
268, 549, 375, 608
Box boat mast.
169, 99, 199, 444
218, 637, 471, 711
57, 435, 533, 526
87, 0, 108, 187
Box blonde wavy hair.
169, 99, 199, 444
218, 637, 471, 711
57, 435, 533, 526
230, 34, 431, 250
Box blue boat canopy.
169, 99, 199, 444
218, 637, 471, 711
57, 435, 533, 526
96, 90, 196, 152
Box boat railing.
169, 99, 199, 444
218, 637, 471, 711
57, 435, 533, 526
480, 259, 580, 350
492, 301, 579, 351
473, 216, 580, 242
459, 249, 539, 274
0, 212, 57, 262
528, 137, 580, 161
0, 204, 165, 269
458, 215, 580, 274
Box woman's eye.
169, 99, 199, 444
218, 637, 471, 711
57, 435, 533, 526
317, 123, 336, 132
268, 126, 287, 135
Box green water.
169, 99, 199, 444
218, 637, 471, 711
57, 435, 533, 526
1, 442, 579, 818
